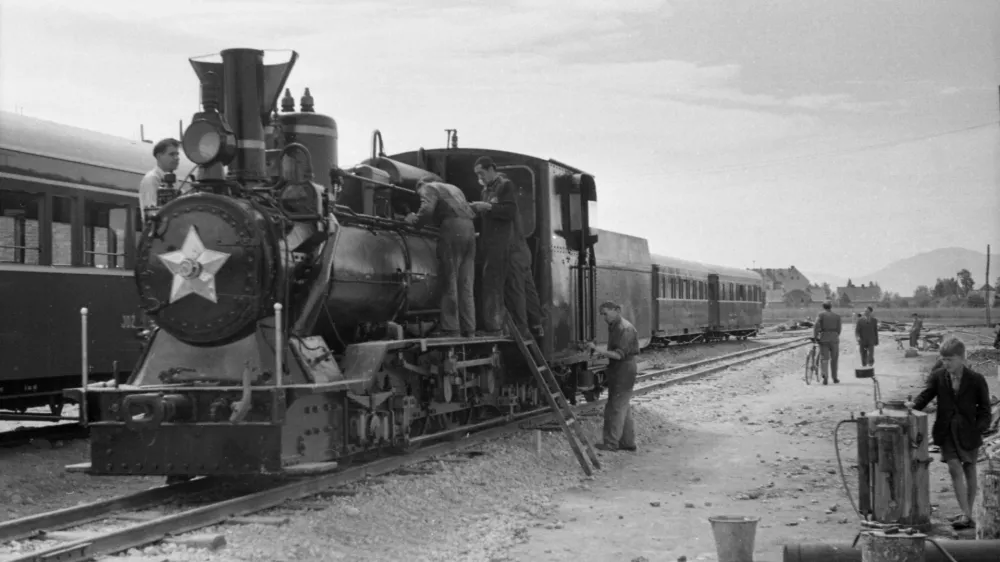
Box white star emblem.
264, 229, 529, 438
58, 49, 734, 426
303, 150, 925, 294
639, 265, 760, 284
157, 226, 231, 304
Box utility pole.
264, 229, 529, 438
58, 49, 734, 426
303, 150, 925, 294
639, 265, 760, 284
986, 244, 992, 326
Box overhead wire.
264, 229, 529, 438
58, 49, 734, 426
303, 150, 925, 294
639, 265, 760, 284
621, 120, 1000, 180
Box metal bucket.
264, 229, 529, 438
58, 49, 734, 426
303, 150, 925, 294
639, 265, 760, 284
708, 515, 760, 562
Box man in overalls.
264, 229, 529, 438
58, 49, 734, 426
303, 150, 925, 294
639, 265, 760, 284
587, 301, 639, 452
812, 301, 842, 384
471, 156, 543, 338
405, 178, 477, 337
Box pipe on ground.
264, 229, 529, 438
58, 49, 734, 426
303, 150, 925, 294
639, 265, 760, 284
782, 541, 1000, 562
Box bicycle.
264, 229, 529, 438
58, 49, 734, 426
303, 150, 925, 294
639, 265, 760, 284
804, 338, 820, 385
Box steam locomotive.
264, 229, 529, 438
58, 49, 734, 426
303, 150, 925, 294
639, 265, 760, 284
68, 48, 763, 477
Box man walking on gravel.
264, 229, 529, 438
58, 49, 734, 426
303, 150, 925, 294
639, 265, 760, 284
910, 313, 924, 348
812, 301, 842, 384
587, 301, 639, 452
855, 306, 879, 367
905, 337, 991, 530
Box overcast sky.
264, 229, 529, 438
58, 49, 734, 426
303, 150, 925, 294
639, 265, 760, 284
1, 0, 997, 279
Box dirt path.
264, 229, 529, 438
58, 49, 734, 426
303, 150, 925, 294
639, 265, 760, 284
503, 325, 999, 562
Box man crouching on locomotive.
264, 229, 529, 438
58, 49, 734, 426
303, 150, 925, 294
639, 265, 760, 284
587, 301, 639, 452
405, 178, 478, 337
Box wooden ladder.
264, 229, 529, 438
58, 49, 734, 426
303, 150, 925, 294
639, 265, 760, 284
504, 311, 601, 476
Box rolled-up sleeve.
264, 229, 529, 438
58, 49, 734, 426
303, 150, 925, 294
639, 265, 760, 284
609, 324, 640, 359
138, 172, 160, 221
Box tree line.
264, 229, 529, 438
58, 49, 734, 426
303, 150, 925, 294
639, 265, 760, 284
879, 269, 998, 308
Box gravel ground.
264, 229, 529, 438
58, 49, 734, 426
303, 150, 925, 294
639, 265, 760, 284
0, 332, 892, 562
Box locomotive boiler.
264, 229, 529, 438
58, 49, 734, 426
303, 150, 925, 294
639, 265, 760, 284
68, 48, 547, 478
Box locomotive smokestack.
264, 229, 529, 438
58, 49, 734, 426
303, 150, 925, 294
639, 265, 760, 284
189, 48, 298, 183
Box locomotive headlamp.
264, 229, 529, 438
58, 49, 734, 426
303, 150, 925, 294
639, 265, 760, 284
182, 111, 237, 166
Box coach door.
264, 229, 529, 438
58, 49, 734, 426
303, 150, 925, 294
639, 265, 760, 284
707, 274, 721, 330
556, 172, 598, 343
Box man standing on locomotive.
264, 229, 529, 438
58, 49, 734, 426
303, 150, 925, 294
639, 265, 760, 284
471, 156, 544, 338
138, 138, 183, 222
855, 305, 879, 367
587, 301, 639, 452
405, 178, 477, 338
812, 301, 842, 384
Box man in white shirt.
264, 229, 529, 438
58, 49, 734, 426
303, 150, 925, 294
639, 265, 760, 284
138, 138, 182, 222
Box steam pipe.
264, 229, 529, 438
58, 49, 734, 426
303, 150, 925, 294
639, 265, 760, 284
80, 307, 88, 425
274, 303, 283, 387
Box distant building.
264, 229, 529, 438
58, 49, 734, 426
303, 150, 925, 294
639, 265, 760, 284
969, 284, 998, 305
753, 266, 811, 292
836, 286, 881, 307
808, 287, 829, 303
753, 267, 830, 309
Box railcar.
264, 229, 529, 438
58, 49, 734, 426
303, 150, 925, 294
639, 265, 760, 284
651, 254, 764, 344
66, 47, 765, 479
0, 112, 192, 416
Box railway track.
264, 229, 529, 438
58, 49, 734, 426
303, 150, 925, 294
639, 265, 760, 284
0, 424, 88, 449
0, 336, 809, 562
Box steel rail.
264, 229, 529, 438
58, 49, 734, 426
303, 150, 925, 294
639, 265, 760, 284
632, 338, 810, 396
0, 478, 220, 543
0, 424, 88, 448
2, 337, 809, 561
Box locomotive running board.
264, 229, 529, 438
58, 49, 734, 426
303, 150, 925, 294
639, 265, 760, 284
503, 311, 601, 476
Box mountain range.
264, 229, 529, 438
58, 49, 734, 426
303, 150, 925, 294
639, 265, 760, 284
804, 247, 999, 297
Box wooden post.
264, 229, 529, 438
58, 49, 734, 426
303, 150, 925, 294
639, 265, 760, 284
859, 531, 925, 562
975, 465, 1000, 539
874, 424, 905, 523
535, 429, 542, 456
863, 408, 930, 528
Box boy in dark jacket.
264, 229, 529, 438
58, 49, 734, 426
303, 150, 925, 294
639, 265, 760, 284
905, 336, 992, 530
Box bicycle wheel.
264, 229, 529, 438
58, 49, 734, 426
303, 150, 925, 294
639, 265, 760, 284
804, 350, 815, 385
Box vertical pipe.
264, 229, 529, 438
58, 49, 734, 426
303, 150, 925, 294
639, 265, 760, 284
221, 48, 266, 182
80, 307, 89, 425
274, 303, 283, 387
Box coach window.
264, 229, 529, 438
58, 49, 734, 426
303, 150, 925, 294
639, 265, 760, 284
84, 200, 128, 269
0, 190, 42, 265
51, 196, 74, 266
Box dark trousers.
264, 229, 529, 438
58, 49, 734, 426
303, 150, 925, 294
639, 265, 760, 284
511, 245, 544, 330
436, 219, 476, 335
480, 242, 516, 333
859, 343, 874, 367
819, 340, 839, 381
603, 361, 637, 449
910, 333, 920, 348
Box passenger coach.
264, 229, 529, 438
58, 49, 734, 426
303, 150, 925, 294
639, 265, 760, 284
0, 111, 192, 415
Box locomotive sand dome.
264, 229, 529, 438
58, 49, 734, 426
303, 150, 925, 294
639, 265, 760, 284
135, 193, 281, 345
